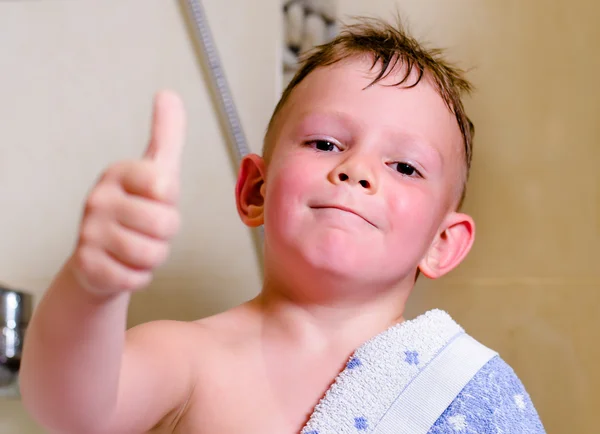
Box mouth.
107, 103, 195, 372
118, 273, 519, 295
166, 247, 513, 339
310, 205, 377, 228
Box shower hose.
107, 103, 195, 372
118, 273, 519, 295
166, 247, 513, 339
183, 0, 266, 258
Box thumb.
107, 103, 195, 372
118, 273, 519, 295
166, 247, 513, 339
144, 90, 186, 173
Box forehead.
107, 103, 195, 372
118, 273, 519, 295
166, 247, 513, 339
280, 57, 462, 152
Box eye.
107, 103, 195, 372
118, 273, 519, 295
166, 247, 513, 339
307, 140, 342, 152
390, 162, 422, 178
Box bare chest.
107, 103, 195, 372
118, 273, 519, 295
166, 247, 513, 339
172, 352, 345, 434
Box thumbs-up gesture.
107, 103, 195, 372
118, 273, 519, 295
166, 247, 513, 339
70, 91, 186, 296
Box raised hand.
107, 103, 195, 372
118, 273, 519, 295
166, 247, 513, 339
70, 91, 186, 296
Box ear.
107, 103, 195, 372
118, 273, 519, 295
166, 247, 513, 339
235, 154, 266, 227
418, 212, 475, 279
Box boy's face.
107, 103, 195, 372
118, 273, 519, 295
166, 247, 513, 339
240, 57, 473, 288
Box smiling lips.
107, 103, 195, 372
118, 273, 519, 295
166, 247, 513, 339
310, 205, 376, 227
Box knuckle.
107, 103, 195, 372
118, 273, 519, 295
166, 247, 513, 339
143, 209, 165, 235
99, 162, 127, 185
78, 220, 95, 245
142, 242, 170, 269
124, 163, 161, 196
85, 188, 106, 214
151, 208, 180, 239
85, 183, 120, 217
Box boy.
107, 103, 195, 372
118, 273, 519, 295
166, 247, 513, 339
20, 18, 545, 433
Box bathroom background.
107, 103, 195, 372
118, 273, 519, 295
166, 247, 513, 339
0, 0, 598, 433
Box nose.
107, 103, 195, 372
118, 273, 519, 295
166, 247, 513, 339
328, 155, 378, 193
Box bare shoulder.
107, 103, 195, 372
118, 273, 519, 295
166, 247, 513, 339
123, 318, 205, 363
124, 301, 261, 373
126, 317, 210, 344
115, 305, 260, 434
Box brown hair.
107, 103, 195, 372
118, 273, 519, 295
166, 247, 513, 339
264, 17, 475, 208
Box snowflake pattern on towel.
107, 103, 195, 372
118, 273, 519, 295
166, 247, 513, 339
404, 350, 420, 365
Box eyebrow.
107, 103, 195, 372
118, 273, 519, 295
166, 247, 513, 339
387, 130, 444, 166
294, 110, 357, 129
295, 110, 444, 168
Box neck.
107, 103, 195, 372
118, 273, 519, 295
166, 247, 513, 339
251, 266, 414, 357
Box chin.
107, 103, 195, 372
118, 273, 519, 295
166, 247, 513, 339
284, 228, 384, 284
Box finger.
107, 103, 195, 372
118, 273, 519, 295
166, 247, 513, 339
144, 90, 186, 174
115, 194, 180, 240
105, 160, 178, 203
117, 161, 178, 203
74, 245, 153, 293
102, 221, 171, 270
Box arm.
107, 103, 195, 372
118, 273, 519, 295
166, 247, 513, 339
21, 266, 196, 434
19, 91, 192, 434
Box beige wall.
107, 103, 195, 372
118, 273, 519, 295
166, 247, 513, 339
0, 0, 276, 431
1, 0, 597, 433
336, 0, 599, 433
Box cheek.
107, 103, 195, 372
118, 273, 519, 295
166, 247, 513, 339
384, 184, 442, 246
263, 156, 317, 226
